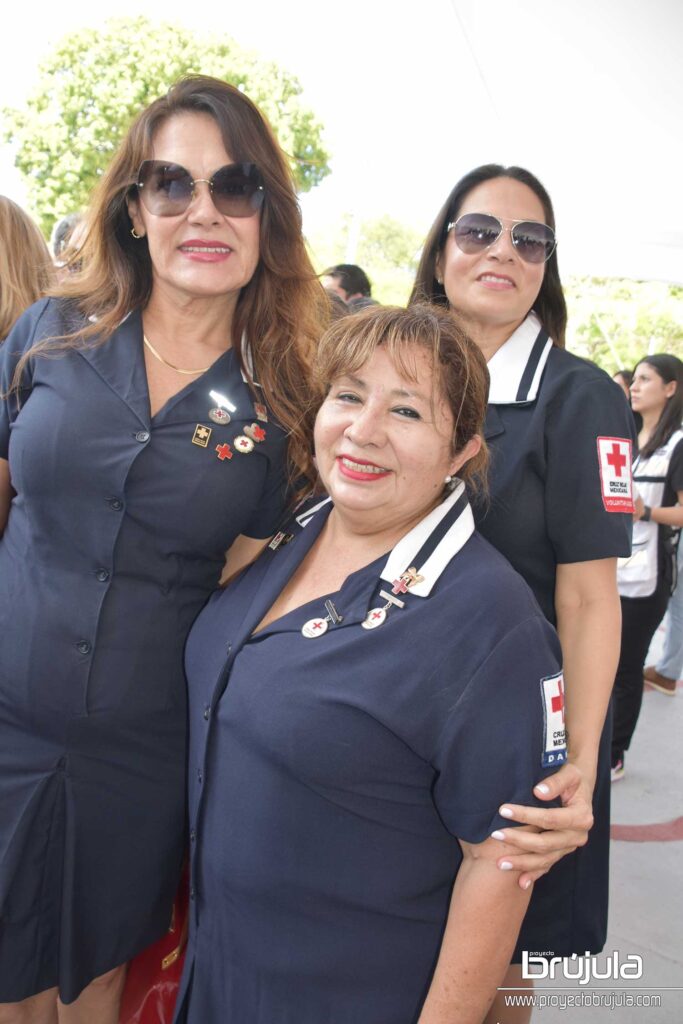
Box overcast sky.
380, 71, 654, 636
2, 0, 681, 282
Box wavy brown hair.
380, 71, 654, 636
312, 303, 489, 493
0, 196, 53, 341
13, 75, 327, 493
410, 164, 567, 346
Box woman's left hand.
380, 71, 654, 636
490, 762, 595, 888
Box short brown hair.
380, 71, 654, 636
313, 303, 489, 492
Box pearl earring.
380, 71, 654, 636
444, 475, 452, 484
131, 228, 144, 239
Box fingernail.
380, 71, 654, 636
499, 860, 513, 871
491, 830, 506, 841
499, 806, 514, 818
535, 783, 550, 795
523, 879, 532, 890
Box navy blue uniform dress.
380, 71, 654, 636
471, 312, 635, 959
176, 486, 568, 1023
0, 298, 288, 1002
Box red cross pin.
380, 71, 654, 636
215, 443, 233, 461
391, 578, 410, 595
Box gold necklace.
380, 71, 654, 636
143, 333, 211, 376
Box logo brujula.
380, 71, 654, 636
522, 950, 644, 985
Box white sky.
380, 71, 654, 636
2, 0, 682, 282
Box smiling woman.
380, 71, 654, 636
175, 305, 566, 1024
0, 75, 326, 1024
412, 164, 636, 1024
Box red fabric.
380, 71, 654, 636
119, 868, 189, 1024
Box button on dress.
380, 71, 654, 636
0, 298, 288, 1002
175, 490, 565, 1023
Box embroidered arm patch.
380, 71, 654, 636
540, 671, 568, 768
596, 436, 634, 513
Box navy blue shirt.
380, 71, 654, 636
177, 489, 564, 1023
0, 298, 288, 1002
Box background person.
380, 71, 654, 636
613, 368, 633, 398
0, 75, 324, 1024
612, 355, 683, 776
411, 164, 635, 1023
0, 195, 53, 341
175, 304, 567, 1024
322, 262, 377, 309
644, 539, 683, 694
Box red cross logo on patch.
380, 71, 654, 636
606, 443, 627, 477
551, 676, 565, 724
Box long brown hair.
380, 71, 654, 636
14, 75, 327, 492
313, 303, 489, 493
410, 164, 567, 346
0, 196, 53, 341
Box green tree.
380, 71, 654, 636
308, 214, 424, 306
3, 17, 330, 235
566, 277, 683, 371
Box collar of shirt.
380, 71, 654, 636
487, 311, 553, 405
295, 483, 475, 599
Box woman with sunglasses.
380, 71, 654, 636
0, 76, 323, 1023
411, 165, 635, 1022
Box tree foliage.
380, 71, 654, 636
308, 214, 424, 306
565, 277, 683, 371
3, 17, 330, 235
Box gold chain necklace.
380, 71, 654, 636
143, 333, 211, 376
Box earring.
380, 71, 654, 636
444, 475, 452, 484
131, 228, 144, 239
436, 275, 443, 285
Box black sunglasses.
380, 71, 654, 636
136, 160, 265, 218
447, 212, 556, 265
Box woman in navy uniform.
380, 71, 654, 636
612, 355, 683, 777
176, 305, 568, 1024
411, 165, 635, 1020
0, 76, 324, 1023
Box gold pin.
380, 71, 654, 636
192, 424, 213, 448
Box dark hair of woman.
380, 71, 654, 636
313, 302, 490, 493
636, 354, 683, 458
614, 369, 633, 389
409, 163, 567, 347
11, 75, 326, 493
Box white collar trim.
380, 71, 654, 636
379, 482, 474, 597
487, 311, 552, 405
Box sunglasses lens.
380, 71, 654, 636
512, 222, 556, 263
211, 164, 264, 218
137, 162, 193, 216
453, 213, 502, 254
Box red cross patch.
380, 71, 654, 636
596, 437, 634, 513
540, 672, 567, 768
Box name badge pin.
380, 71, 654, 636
192, 424, 212, 448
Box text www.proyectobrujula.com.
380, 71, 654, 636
502, 991, 662, 1011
